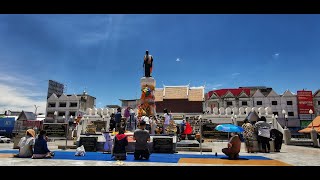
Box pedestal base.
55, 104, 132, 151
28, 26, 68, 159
140, 77, 156, 88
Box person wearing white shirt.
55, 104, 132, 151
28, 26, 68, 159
163, 109, 171, 134
141, 115, 151, 133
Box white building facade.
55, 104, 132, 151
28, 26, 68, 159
46, 91, 96, 122
313, 90, 320, 117
204, 87, 300, 130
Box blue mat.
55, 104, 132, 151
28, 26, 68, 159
0, 150, 271, 163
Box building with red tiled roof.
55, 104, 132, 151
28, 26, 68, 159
154, 85, 204, 114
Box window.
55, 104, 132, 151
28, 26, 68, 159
257, 101, 262, 105
59, 102, 66, 107
47, 112, 54, 117
318, 101, 320, 105
242, 101, 248, 106
69, 112, 76, 116
287, 101, 293, 105
58, 112, 65, 116
48, 103, 56, 108
273, 112, 279, 116
272, 101, 277, 105
288, 112, 294, 116
69, 102, 78, 107
227, 102, 233, 106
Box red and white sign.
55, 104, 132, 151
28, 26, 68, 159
297, 90, 314, 114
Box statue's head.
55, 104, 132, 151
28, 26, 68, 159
146, 50, 149, 55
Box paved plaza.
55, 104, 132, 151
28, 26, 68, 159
0, 141, 319, 166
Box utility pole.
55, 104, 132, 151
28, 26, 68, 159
34, 105, 40, 118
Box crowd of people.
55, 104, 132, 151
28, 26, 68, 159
14, 107, 284, 161
109, 107, 192, 136
222, 116, 283, 160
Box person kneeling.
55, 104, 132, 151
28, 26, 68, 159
112, 128, 128, 160
133, 120, 150, 160
32, 130, 54, 159
222, 132, 241, 160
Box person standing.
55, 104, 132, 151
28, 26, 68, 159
114, 108, 122, 131
270, 126, 283, 152
242, 119, 255, 153
150, 116, 157, 135
129, 108, 135, 131
133, 120, 150, 160
163, 109, 171, 134
141, 114, 151, 133
255, 116, 271, 153
143, 50, 153, 77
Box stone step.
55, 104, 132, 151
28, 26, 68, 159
177, 140, 200, 147
176, 147, 212, 152
58, 145, 77, 149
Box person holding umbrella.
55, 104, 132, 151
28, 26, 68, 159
222, 132, 241, 160
215, 124, 243, 159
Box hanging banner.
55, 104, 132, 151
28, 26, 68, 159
297, 90, 314, 114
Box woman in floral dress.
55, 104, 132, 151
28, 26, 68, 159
242, 119, 255, 153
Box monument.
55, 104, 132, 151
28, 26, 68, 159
138, 50, 156, 118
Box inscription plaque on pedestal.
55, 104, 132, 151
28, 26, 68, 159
202, 123, 228, 138
153, 137, 173, 153
79, 136, 98, 152
43, 123, 67, 138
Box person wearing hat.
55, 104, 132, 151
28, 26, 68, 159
143, 50, 153, 77
15, 129, 36, 158
133, 120, 150, 160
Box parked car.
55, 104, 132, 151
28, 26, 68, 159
0, 136, 11, 143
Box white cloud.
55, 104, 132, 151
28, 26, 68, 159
231, 72, 240, 76
0, 72, 47, 114
205, 83, 223, 90
176, 58, 181, 62
272, 53, 280, 59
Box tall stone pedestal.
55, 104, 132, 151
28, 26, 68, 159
283, 128, 291, 145
138, 77, 156, 117
310, 129, 319, 148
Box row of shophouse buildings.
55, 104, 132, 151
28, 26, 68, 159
121, 85, 318, 132
41, 79, 318, 134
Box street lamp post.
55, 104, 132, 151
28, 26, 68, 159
282, 110, 286, 129
309, 109, 314, 129
54, 111, 58, 123
62, 115, 67, 150
285, 114, 288, 129
274, 114, 278, 129
199, 115, 203, 155
34, 105, 40, 118
271, 114, 275, 129
231, 116, 234, 125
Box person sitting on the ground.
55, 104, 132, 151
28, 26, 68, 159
112, 128, 128, 160
222, 132, 241, 160
32, 130, 54, 159
133, 120, 150, 160
15, 129, 36, 158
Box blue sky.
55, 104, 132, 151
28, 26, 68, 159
0, 14, 320, 113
